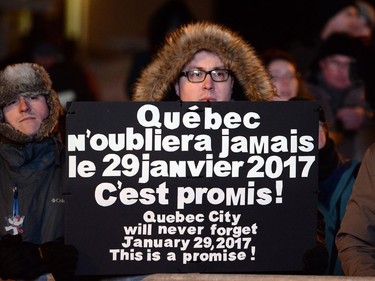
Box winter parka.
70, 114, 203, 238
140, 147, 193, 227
0, 63, 65, 244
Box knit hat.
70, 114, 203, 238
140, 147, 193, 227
318, 0, 357, 30
0, 63, 63, 143
316, 32, 365, 61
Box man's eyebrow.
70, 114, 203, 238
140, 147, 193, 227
184, 64, 202, 69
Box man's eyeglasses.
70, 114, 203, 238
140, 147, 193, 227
180, 69, 232, 83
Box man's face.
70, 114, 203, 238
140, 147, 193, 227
3, 94, 49, 136
319, 55, 353, 90
175, 51, 234, 101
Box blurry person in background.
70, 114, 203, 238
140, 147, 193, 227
320, 1, 363, 40
288, 98, 361, 275
315, 107, 360, 275
261, 48, 360, 264
289, 0, 364, 73
262, 48, 311, 101
305, 32, 373, 161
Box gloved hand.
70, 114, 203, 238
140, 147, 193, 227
0, 234, 48, 280
40, 237, 78, 281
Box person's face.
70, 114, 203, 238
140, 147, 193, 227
175, 51, 234, 101
319, 55, 353, 90
324, 6, 362, 38
3, 94, 49, 136
268, 59, 299, 101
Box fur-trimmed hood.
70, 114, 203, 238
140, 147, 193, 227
0, 63, 63, 144
133, 22, 276, 101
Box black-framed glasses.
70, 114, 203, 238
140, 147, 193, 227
180, 69, 232, 83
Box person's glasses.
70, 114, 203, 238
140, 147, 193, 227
180, 69, 232, 83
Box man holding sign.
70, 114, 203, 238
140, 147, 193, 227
65, 22, 319, 280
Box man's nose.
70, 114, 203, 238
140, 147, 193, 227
18, 97, 30, 112
202, 74, 214, 90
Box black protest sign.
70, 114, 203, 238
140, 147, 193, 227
65, 101, 319, 275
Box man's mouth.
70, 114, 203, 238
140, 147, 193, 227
19, 116, 35, 122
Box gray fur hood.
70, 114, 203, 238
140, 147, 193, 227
0, 63, 63, 144
133, 22, 276, 101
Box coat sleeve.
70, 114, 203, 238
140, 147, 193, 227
336, 144, 375, 276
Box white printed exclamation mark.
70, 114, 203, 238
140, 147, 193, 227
251, 246, 256, 261
275, 180, 283, 204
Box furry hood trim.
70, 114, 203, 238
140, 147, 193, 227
0, 63, 63, 144
133, 22, 276, 101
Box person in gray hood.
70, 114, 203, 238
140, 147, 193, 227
132, 22, 276, 102
0, 63, 77, 281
